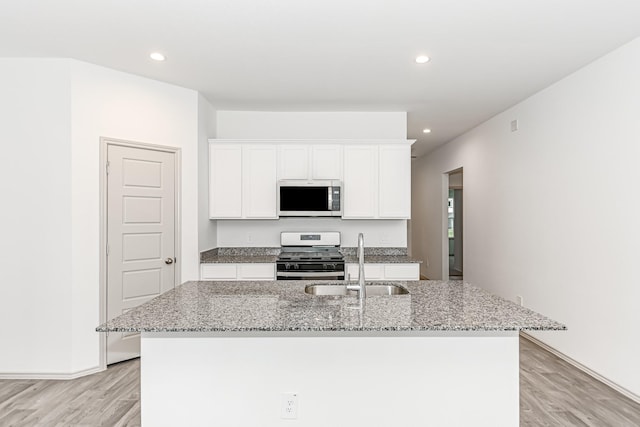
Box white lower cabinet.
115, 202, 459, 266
345, 263, 419, 281
201, 264, 237, 280
382, 264, 420, 280
201, 263, 275, 281
346, 264, 383, 280
237, 263, 276, 280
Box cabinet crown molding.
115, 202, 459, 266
209, 138, 415, 145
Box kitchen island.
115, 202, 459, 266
97, 280, 564, 427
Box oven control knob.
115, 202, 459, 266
325, 264, 335, 270
294, 264, 300, 270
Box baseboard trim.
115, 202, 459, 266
0, 365, 105, 380
520, 332, 640, 404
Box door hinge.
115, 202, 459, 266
106, 161, 110, 175
106, 244, 110, 256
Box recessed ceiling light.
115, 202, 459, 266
423, 128, 432, 134
150, 52, 166, 61
415, 55, 430, 64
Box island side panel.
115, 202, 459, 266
141, 332, 519, 427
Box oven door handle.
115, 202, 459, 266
276, 271, 345, 278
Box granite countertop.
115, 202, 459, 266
200, 248, 280, 263
342, 255, 420, 264
200, 247, 421, 264
96, 280, 565, 333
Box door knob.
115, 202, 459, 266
165, 258, 174, 264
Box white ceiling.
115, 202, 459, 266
2, 1, 640, 156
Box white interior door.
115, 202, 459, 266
107, 144, 176, 365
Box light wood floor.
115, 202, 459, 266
0, 359, 140, 426
1, 338, 639, 426
519, 337, 640, 426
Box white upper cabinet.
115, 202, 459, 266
277, 144, 342, 180
210, 139, 411, 220
343, 143, 412, 219
278, 145, 309, 179
209, 144, 242, 218
242, 145, 278, 218
311, 145, 342, 180
209, 142, 277, 219
378, 144, 411, 218
342, 145, 378, 218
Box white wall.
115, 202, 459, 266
411, 37, 640, 397
216, 111, 406, 139
217, 219, 407, 247
0, 59, 73, 374
70, 61, 199, 374
0, 58, 200, 376
198, 95, 217, 251
214, 111, 409, 248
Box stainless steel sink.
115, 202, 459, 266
304, 283, 409, 296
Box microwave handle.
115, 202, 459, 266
328, 186, 332, 208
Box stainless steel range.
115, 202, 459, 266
276, 232, 345, 280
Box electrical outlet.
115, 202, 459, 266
516, 295, 523, 306
281, 393, 298, 419
246, 233, 252, 243
510, 119, 519, 132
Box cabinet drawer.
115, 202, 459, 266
201, 264, 237, 280
237, 263, 275, 280
384, 264, 419, 280
346, 263, 384, 280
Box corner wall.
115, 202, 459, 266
0, 58, 201, 376
0, 59, 73, 374
411, 37, 640, 396
70, 61, 200, 373
198, 95, 217, 251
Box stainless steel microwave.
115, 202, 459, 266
277, 180, 342, 217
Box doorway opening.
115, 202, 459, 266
446, 169, 463, 280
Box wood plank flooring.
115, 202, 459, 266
1, 338, 639, 426
519, 337, 640, 426
0, 359, 140, 426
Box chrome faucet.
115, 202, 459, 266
347, 233, 366, 303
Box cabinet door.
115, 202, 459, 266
209, 144, 242, 218
379, 145, 411, 218
346, 263, 384, 280
201, 264, 237, 280
237, 264, 276, 281
311, 145, 343, 180
243, 145, 278, 218
342, 145, 378, 218
384, 264, 419, 280
278, 145, 309, 179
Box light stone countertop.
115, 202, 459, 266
96, 280, 565, 333
342, 255, 421, 264
200, 247, 280, 264
199, 247, 421, 264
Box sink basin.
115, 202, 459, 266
304, 283, 409, 296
